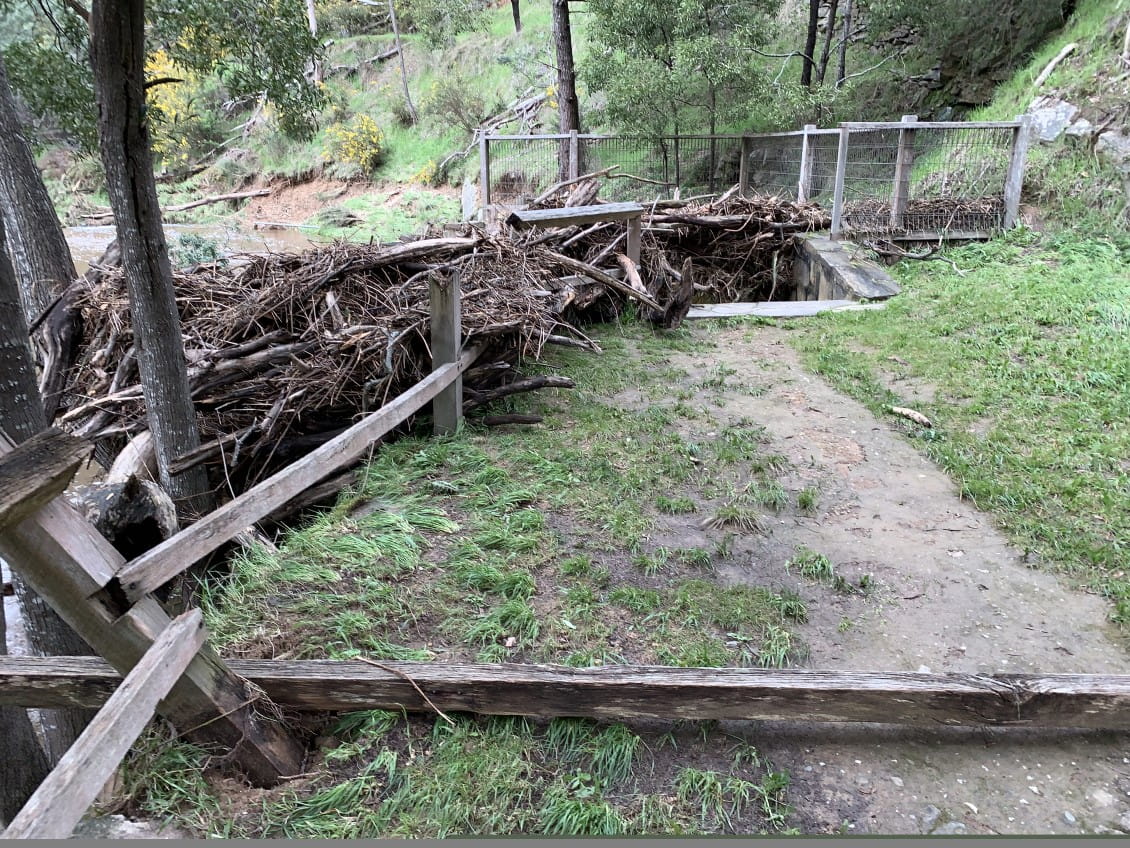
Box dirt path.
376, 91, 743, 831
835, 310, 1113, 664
667, 324, 1130, 835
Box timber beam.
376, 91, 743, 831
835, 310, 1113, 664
4, 658, 1130, 730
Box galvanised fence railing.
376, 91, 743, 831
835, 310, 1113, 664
480, 115, 1031, 240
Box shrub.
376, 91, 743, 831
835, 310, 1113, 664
325, 115, 388, 172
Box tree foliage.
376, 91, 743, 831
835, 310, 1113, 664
399, 0, 486, 47
0, 0, 326, 151
581, 0, 778, 136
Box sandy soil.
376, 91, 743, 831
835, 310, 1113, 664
657, 324, 1130, 835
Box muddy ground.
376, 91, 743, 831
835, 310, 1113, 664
651, 323, 1130, 835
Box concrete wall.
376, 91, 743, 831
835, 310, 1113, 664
793, 235, 901, 302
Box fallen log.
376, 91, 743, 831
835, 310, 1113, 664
463, 375, 576, 411
78, 188, 271, 220
543, 250, 662, 312
5, 659, 1130, 729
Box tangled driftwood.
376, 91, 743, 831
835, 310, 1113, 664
56, 185, 826, 497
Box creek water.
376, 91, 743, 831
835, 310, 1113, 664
64, 222, 327, 274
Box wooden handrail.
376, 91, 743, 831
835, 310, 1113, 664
0, 428, 92, 531
116, 345, 482, 602
1, 611, 206, 840
4, 657, 1130, 729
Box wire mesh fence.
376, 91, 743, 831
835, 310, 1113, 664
483, 117, 1027, 240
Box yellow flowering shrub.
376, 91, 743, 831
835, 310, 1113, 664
325, 115, 388, 172
412, 160, 439, 185
145, 49, 216, 168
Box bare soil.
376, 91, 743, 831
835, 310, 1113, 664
659, 323, 1130, 835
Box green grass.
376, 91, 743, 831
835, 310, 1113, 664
174, 320, 809, 836
792, 230, 1130, 621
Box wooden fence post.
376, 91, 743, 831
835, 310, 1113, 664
797, 124, 816, 202
431, 271, 462, 436
2, 610, 206, 839
889, 114, 918, 229
1003, 114, 1032, 230
0, 432, 305, 786
830, 126, 850, 238
568, 130, 579, 181
479, 133, 491, 217
738, 134, 752, 196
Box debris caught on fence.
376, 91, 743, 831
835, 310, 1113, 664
56, 185, 825, 497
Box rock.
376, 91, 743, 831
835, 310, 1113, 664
921, 805, 942, 833
1064, 811, 1077, 825
1096, 132, 1130, 174
1119, 810, 1130, 832
1064, 118, 1094, 139
933, 821, 967, 835
1027, 96, 1080, 143
891, 776, 904, 787
72, 814, 188, 839
1090, 788, 1115, 807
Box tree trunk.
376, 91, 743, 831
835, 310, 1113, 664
0, 595, 51, 825
817, 0, 840, 85
551, 0, 579, 135
511, 0, 521, 33
89, 0, 213, 519
0, 56, 77, 328
0, 212, 88, 789
304, 0, 324, 85
801, 0, 820, 88
837, 0, 853, 88
387, 0, 418, 124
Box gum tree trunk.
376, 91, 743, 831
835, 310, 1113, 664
801, 0, 819, 87
90, 0, 213, 518
0, 56, 77, 327
0, 214, 75, 806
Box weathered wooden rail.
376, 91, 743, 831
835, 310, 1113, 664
4, 658, 1130, 730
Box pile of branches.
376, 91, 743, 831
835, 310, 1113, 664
56, 181, 826, 495
58, 233, 596, 492
513, 176, 830, 320
841, 195, 1004, 236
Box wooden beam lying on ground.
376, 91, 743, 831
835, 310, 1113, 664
4, 659, 1130, 729
116, 345, 483, 601
0, 427, 92, 531
686, 300, 886, 319
1, 611, 206, 840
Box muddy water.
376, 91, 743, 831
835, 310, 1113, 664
64, 223, 327, 274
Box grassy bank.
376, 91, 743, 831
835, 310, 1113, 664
792, 229, 1130, 623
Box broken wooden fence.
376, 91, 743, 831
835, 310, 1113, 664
0, 277, 475, 837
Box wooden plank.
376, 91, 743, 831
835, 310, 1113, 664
0, 428, 92, 531
888, 230, 993, 242
479, 134, 491, 210
430, 272, 462, 436
117, 346, 482, 602
625, 216, 641, 268
738, 135, 751, 196
830, 127, 849, 238
686, 300, 886, 319
1, 610, 206, 840
0, 492, 304, 784
839, 120, 1020, 130
1003, 114, 1032, 230
797, 124, 815, 203
889, 115, 917, 229
8, 658, 1130, 729
506, 202, 644, 230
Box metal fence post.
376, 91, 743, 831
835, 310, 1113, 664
738, 134, 752, 196
830, 126, 849, 238
430, 270, 462, 436
568, 130, 579, 180
889, 114, 918, 229
797, 124, 816, 202
479, 134, 491, 216
1003, 114, 1032, 230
